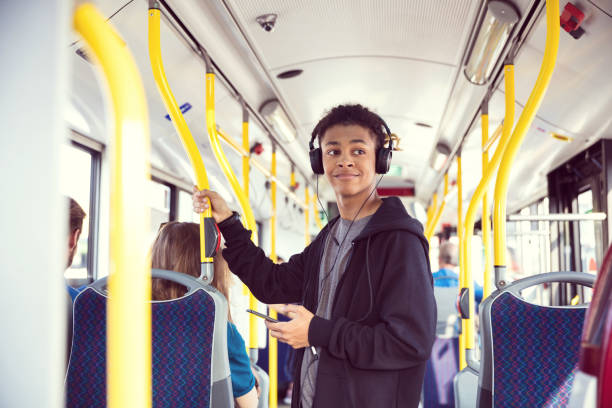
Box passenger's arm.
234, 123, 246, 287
235, 388, 258, 408
308, 232, 437, 370
193, 186, 310, 304
218, 215, 310, 304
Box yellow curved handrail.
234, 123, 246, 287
74, 4, 152, 407
425, 174, 449, 240
148, 7, 216, 282
204, 61, 261, 350
461, 65, 515, 357
493, 0, 560, 288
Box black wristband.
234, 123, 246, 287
218, 211, 241, 228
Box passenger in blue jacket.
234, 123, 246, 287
194, 104, 436, 407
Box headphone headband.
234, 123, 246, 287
309, 112, 394, 175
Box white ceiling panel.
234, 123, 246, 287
226, 0, 475, 69
273, 57, 455, 129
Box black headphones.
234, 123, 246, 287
308, 115, 394, 175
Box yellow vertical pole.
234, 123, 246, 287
457, 154, 466, 370
312, 194, 323, 230
482, 110, 493, 299
269, 148, 278, 408
241, 105, 258, 352
203, 56, 261, 353
305, 186, 311, 245
75, 4, 152, 407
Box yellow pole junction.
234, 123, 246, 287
493, 0, 560, 288
75, 4, 152, 407
269, 149, 278, 408
203, 56, 260, 350
482, 113, 493, 300
148, 6, 216, 284
216, 128, 307, 209
425, 175, 449, 241
305, 186, 311, 245
457, 154, 466, 370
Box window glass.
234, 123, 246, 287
178, 189, 199, 222
60, 144, 92, 280
577, 190, 597, 274
148, 180, 171, 238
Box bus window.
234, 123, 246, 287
578, 190, 598, 274
61, 143, 92, 281
177, 189, 199, 222
148, 179, 171, 237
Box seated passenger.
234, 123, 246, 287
66, 196, 87, 300
65, 196, 86, 366
151, 221, 259, 408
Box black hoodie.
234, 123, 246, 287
219, 197, 436, 407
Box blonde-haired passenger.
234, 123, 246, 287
151, 221, 259, 408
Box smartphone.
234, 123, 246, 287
246, 309, 279, 323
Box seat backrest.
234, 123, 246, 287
66, 270, 233, 407
477, 272, 595, 408
433, 285, 460, 338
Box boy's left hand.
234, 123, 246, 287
266, 305, 314, 349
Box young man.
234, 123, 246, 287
193, 104, 436, 407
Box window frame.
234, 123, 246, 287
67, 133, 102, 283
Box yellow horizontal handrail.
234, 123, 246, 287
216, 127, 307, 209
148, 6, 216, 282
425, 174, 449, 240
493, 0, 560, 288
74, 4, 152, 407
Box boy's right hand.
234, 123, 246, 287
192, 186, 234, 224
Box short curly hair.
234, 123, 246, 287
311, 104, 388, 149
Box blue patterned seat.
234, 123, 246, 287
477, 272, 594, 407
66, 270, 233, 407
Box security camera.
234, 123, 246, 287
256, 14, 277, 32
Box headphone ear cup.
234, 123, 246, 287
376, 148, 392, 174
309, 148, 324, 175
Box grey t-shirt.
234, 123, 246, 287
300, 214, 373, 408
